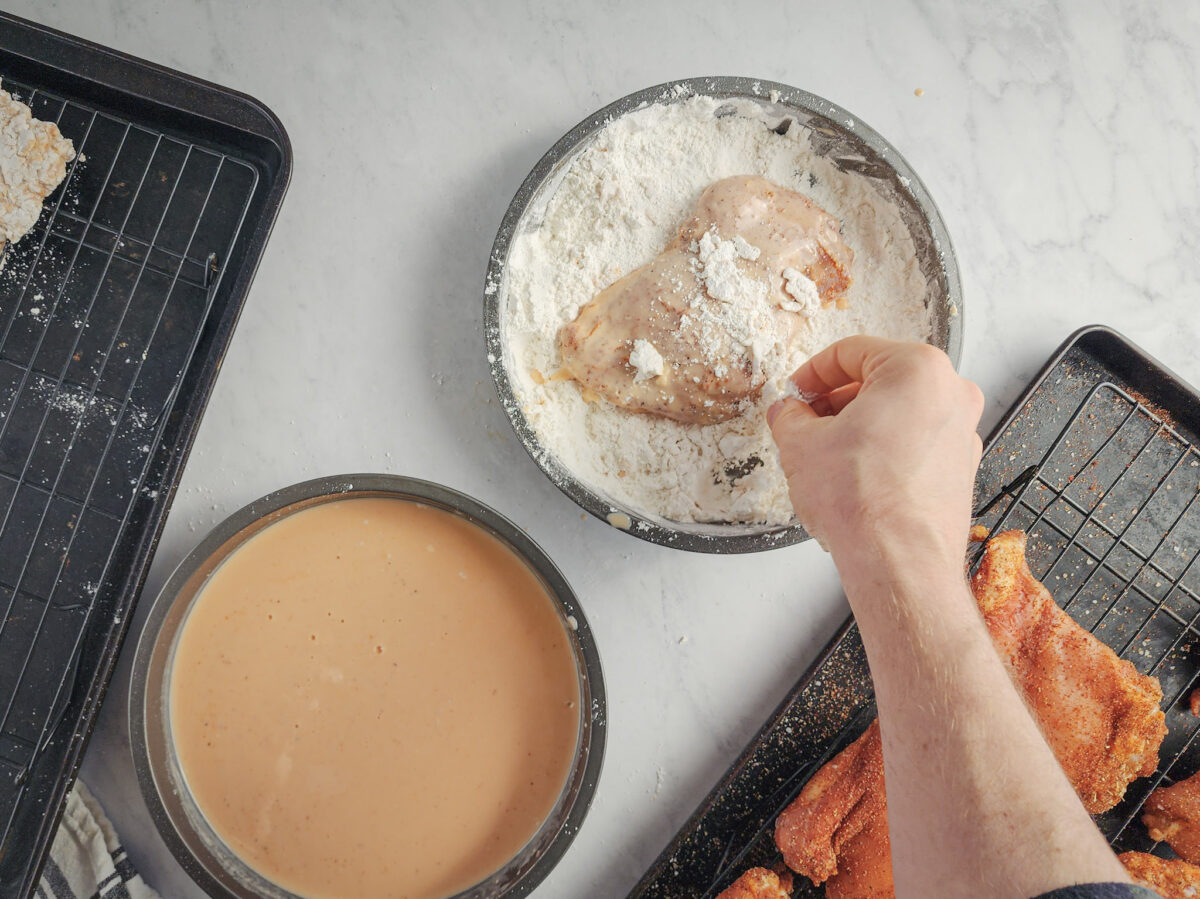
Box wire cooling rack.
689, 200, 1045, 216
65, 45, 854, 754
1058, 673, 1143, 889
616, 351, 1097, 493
0, 74, 256, 831
0, 33, 290, 892
633, 327, 1200, 897
974, 380, 1200, 850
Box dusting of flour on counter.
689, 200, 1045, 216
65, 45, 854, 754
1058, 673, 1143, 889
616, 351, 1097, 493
502, 94, 930, 525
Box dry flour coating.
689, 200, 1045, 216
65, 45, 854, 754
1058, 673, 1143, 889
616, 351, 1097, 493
502, 94, 931, 525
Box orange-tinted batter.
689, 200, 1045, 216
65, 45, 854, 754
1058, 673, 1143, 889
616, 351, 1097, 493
169, 497, 581, 899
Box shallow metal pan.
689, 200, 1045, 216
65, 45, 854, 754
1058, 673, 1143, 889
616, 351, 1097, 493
130, 474, 606, 899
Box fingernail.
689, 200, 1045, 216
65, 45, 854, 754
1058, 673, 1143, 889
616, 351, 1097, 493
767, 401, 785, 426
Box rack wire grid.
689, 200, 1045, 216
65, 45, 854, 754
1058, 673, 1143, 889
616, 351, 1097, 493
973, 378, 1200, 853
0, 77, 257, 849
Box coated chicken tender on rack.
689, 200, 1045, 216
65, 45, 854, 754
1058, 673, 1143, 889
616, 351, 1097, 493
1119, 851, 1200, 898
773, 719, 886, 886
0, 80, 75, 252
773, 531, 1167, 898
1143, 771, 1200, 865
773, 719, 893, 899
715, 867, 793, 899
974, 530, 1167, 813
557, 175, 853, 426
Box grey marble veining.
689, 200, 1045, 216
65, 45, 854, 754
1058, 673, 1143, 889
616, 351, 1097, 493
6, 1, 1200, 896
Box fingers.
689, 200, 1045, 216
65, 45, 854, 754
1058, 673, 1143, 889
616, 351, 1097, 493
767, 397, 817, 429
789, 335, 900, 396
811, 382, 862, 417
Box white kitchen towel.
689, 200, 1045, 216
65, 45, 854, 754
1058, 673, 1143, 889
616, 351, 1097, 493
36, 780, 159, 899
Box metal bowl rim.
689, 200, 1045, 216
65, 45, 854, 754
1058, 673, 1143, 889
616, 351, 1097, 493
483, 74, 963, 554
128, 472, 607, 899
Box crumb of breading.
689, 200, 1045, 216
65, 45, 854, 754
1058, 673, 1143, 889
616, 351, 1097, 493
715, 867, 793, 899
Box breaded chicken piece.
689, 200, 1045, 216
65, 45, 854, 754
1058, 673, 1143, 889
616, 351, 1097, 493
774, 531, 1166, 898
1189, 687, 1200, 718
0, 80, 75, 251
824, 812, 894, 899
773, 719, 894, 898
1144, 772, 1200, 864
774, 719, 886, 886
557, 175, 852, 425
974, 530, 1166, 813
1119, 851, 1200, 898
715, 867, 793, 899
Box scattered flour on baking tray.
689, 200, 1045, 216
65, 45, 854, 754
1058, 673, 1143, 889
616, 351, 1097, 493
502, 94, 931, 525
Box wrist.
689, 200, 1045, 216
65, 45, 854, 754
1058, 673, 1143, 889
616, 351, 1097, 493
829, 516, 972, 617
829, 512, 966, 578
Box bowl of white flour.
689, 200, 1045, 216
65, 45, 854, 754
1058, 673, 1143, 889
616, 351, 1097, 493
485, 77, 962, 553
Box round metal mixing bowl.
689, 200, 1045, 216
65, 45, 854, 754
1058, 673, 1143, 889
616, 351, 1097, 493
485, 76, 963, 553
129, 474, 605, 899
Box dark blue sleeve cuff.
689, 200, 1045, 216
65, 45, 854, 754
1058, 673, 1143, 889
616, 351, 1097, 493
1032, 885, 1162, 899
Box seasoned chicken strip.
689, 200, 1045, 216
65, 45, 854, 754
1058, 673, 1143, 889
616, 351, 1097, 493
824, 812, 893, 899
774, 531, 1166, 897
1144, 772, 1200, 864
1120, 851, 1200, 899
774, 720, 885, 885
975, 530, 1166, 813
0, 80, 75, 251
557, 175, 853, 425
715, 867, 793, 899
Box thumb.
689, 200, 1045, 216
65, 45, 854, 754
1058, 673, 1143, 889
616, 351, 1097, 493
767, 396, 818, 434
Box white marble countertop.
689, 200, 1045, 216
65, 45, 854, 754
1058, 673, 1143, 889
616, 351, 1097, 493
9, 1, 1200, 896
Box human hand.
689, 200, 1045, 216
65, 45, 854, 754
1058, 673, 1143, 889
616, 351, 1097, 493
767, 337, 984, 565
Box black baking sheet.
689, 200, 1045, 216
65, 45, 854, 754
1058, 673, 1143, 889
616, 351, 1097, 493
633, 325, 1200, 897
0, 13, 290, 896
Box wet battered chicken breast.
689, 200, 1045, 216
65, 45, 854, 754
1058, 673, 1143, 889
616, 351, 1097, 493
1145, 772, 1200, 864
0, 81, 75, 253
557, 175, 852, 425
1120, 851, 1200, 899
715, 867, 793, 899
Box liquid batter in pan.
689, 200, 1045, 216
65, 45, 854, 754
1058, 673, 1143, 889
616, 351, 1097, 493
169, 497, 581, 899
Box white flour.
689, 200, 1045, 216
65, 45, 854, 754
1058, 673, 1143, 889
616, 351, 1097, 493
502, 94, 931, 525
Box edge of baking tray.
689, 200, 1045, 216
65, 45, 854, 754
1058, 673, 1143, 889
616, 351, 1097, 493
982, 324, 1200, 453
0, 12, 293, 158
0, 12, 292, 897
629, 323, 1200, 896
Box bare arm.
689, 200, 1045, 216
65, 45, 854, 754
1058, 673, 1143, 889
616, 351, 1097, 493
767, 337, 1129, 898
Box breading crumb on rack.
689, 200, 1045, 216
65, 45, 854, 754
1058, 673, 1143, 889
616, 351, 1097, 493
0, 80, 75, 251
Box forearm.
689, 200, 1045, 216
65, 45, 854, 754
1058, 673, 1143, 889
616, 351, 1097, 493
837, 530, 1129, 899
